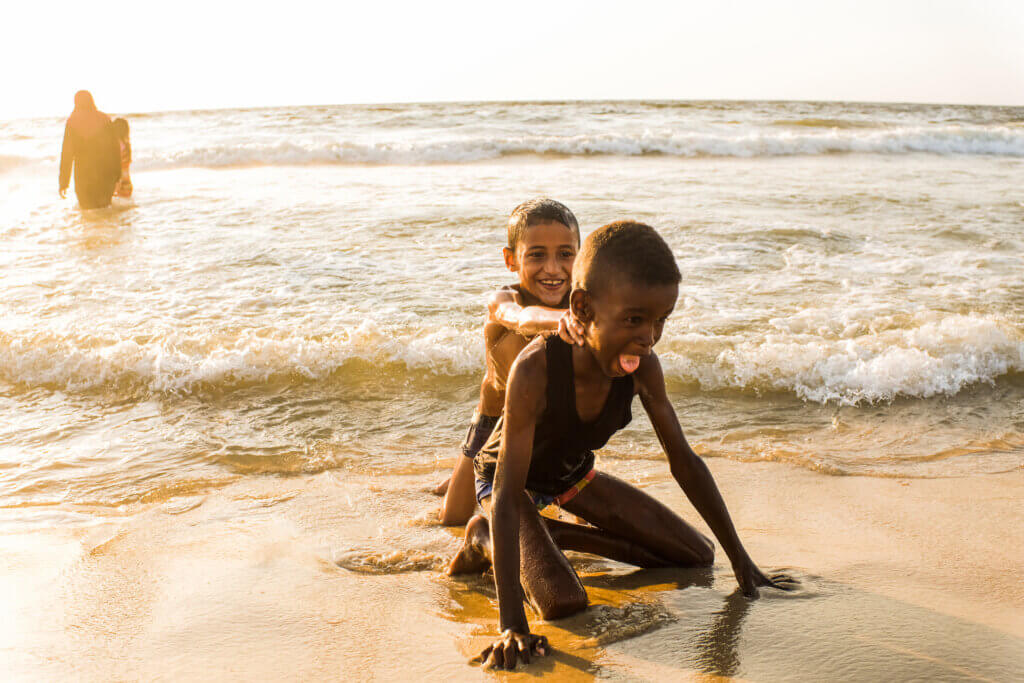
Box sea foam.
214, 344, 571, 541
2, 314, 1021, 404
0, 322, 480, 394
661, 313, 1024, 404
131, 126, 1024, 170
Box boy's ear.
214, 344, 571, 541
502, 246, 517, 272
570, 289, 593, 323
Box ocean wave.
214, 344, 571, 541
133, 126, 1024, 169
661, 313, 1024, 404
2, 314, 1021, 403
0, 322, 481, 394
771, 118, 880, 129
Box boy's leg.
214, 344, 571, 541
449, 512, 676, 572
540, 517, 683, 568
561, 472, 715, 567
439, 455, 476, 525
438, 413, 498, 524
448, 495, 588, 620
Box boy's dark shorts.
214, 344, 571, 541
475, 468, 596, 510
462, 413, 499, 459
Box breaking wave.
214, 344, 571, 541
133, 126, 1024, 169
0, 322, 481, 394
1, 314, 1021, 404
661, 313, 1024, 405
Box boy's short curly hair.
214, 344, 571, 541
507, 198, 580, 250
572, 220, 681, 295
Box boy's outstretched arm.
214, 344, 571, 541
486, 349, 546, 660
636, 353, 785, 597
488, 289, 568, 338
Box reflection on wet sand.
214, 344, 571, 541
692, 588, 753, 678
442, 560, 1023, 681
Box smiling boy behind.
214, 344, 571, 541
436, 199, 581, 525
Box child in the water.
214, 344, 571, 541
436, 198, 583, 526
448, 220, 794, 670
111, 118, 133, 198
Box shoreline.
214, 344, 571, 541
1, 458, 1021, 679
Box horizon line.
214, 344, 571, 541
4, 95, 1022, 123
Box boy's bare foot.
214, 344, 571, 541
432, 477, 451, 496
446, 515, 492, 575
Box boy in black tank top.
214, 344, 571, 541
434, 199, 583, 526
448, 221, 795, 670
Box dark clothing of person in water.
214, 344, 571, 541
59, 91, 121, 209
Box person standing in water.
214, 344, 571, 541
59, 90, 121, 209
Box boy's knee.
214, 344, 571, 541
694, 536, 715, 567
538, 586, 588, 621
438, 506, 471, 527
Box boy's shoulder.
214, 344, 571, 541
485, 284, 523, 327
504, 335, 550, 393
484, 316, 532, 373
633, 350, 668, 398
484, 284, 528, 338
488, 283, 524, 304
516, 334, 550, 362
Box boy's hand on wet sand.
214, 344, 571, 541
478, 629, 549, 670
557, 310, 585, 346
733, 557, 799, 597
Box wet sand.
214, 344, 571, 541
1, 460, 1021, 680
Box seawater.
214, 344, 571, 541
1, 100, 1023, 508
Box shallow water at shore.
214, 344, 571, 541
2, 151, 1023, 507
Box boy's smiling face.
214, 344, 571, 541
504, 221, 578, 307
572, 276, 678, 377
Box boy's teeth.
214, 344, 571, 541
619, 354, 640, 373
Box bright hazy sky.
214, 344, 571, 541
4, 0, 1023, 119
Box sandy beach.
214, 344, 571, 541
3, 458, 1020, 680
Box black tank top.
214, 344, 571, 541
474, 335, 634, 495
